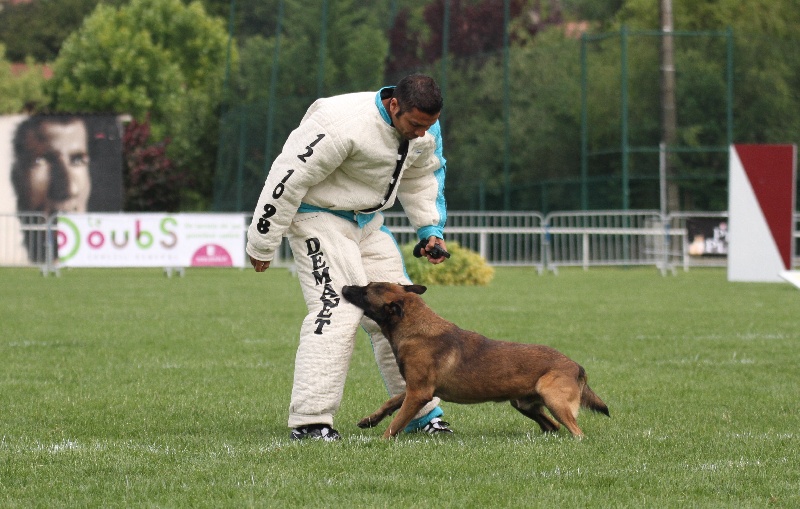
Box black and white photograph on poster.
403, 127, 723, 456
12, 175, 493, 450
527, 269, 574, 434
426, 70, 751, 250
686, 217, 728, 257
0, 114, 124, 265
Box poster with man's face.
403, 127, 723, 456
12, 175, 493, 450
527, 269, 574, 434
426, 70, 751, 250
0, 114, 124, 265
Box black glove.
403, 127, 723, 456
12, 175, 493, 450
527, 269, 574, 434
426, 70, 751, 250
412, 239, 451, 259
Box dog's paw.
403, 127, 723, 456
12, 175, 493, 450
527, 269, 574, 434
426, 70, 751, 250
357, 417, 376, 428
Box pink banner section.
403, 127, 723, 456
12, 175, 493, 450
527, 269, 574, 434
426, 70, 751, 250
728, 144, 797, 282
56, 213, 246, 268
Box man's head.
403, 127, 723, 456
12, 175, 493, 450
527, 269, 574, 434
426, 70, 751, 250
11, 116, 91, 215
388, 74, 443, 140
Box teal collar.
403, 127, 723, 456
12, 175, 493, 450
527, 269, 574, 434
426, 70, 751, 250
375, 86, 394, 126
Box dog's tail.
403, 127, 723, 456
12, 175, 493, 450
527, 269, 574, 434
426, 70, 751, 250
578, 366, 610, 417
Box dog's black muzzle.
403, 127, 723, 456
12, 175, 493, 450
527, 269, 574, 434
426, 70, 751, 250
341, 285, 365, 308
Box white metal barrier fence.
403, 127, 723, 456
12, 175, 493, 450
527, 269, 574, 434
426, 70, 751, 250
383, 211, 546, 270
2, 211, 798, 274
543, 210, 671, 273
0, 213, 52, 271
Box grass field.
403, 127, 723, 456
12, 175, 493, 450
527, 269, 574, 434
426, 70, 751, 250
1, 266, 799, 508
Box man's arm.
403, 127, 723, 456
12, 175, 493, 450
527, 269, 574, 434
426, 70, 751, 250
396, 122, 448, 264
246, 109, 346, 266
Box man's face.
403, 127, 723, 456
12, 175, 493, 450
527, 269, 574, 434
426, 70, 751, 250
388, 99, 440, 141
25, 120, 90, 215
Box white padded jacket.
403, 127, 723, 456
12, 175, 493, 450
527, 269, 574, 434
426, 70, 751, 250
246, 88, 447, 262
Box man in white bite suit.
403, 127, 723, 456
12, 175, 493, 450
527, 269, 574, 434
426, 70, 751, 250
247, 74, 453, 441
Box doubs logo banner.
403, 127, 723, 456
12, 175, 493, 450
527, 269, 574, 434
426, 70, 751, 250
57, 213, 245, 268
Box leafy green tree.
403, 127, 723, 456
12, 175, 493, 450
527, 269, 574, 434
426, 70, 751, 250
609, 0, 800, 210
214, 0, 390, 210
194, 0, 234, 21
441, 29, 583, 211
562, 0, 623, 24
220, 0, 800, 212
266, 0, 388, 96
617, 0, 800, 36
0, 0, 122, 62
0, 46, 49, 113
613, 0, 800, 148
49, 0, 232, 210
423, 0, 799, 211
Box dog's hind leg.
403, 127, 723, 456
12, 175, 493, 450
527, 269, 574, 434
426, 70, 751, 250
510, 399, 560, 433
544, 403, 583, 437
358, 393, 405, 428
537, 376, 584, 437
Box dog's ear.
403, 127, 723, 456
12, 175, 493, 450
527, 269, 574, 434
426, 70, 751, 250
384, 301, 404, 319
404, 284, 427, 295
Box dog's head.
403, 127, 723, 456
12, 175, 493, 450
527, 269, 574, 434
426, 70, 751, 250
342, 282, 426, 326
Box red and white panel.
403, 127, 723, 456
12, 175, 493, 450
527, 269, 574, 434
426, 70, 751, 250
728, 144, 796, 282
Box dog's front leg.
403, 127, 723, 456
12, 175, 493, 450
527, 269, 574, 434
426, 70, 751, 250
357, 393, 405, 428
383, 390, 433, 439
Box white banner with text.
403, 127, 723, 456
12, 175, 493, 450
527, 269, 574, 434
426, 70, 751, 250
57, 213, 246, 268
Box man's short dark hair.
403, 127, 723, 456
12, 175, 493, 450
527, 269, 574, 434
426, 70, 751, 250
392, 74, 443, 116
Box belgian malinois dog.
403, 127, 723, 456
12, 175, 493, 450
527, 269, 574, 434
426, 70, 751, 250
341, 282, 609, 439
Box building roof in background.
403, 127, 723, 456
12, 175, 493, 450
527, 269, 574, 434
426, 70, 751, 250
10, 62, 53, 79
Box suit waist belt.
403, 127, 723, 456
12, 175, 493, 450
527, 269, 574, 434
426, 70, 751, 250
297, 203, 376, 228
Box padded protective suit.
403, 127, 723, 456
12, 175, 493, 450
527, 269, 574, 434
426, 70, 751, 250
246, 88, 447, 428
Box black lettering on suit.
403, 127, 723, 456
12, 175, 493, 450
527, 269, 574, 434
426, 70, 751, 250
305, 237, 339, 334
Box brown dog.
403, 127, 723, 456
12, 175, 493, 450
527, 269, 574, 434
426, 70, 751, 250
341, 282, 609, 439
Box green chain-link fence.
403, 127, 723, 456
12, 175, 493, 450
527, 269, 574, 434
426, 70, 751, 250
213, 1, 799, 214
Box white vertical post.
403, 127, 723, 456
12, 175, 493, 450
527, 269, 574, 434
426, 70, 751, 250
582, 232, 589, 270
659, 141, 667, 218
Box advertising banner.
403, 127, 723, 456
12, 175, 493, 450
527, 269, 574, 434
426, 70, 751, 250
686, 217, 728, 257
56, 213, 246, 268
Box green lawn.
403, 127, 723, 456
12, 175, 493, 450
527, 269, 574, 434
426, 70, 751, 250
1, 266, 798, 508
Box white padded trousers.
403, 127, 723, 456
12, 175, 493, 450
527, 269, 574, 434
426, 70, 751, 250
285, 211, 441, 428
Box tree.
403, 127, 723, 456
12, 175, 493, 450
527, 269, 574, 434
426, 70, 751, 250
423, 0, 527, 61
561, 0, 623, 25
218, 0, 800, 213
610, 0, 800, 210
0, 46, 49, 113
48, 0, 232, 210
194, 0, 234, 21
442, 28, 583, 210
0, 0, 124, 62
214, 0, 390, 210
388, 0, 538, 76
123, 116, 184, 212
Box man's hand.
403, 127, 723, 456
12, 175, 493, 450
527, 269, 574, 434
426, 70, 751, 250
250, 255, 271, 272
413, 237, 450, 265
